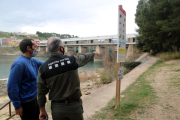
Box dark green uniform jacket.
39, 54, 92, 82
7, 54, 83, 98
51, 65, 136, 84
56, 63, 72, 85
37, 52, 95, 108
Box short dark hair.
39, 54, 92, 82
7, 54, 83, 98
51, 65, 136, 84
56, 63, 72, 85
19, 39, 34, 53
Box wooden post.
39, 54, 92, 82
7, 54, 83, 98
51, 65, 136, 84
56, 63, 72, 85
116, 4, 126, 109
115, 62, 122, 109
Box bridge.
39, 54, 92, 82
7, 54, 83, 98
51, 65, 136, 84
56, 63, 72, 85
37, 33, 139, 60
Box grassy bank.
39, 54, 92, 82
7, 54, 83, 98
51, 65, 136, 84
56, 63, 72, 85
90, 61, 164, 120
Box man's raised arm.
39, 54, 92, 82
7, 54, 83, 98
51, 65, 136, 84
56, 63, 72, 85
74, 51, 99, 67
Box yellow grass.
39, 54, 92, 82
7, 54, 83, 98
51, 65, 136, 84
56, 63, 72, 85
156, 52, 180, 60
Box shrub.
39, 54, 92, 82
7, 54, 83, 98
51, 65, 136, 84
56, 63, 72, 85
100, 77, 111, 84
123, 67, 128, 75
99, 68, 114, 84
124, 61, 141, 70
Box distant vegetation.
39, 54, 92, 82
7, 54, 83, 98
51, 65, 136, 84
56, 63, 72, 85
135, 0, 180, 55
0, 31, 79, 40
0, 32, 11, 38
36, 31, 79, 39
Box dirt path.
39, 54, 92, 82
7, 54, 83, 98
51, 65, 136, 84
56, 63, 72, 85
129, 60, 180, 120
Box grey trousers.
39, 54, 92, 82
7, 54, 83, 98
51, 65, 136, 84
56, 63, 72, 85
51, 99, 84, 120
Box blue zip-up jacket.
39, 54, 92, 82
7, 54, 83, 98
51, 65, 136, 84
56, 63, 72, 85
7, 55, 43, 110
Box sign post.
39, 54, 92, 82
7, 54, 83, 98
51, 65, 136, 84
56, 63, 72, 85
115, 5, 126, 109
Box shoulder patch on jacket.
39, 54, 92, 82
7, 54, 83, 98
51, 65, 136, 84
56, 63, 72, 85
40, 54, 78, 79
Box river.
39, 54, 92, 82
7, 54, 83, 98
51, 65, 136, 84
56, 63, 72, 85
0, 55, 104, 79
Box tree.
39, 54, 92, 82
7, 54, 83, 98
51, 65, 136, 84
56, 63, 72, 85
158, 0, 180, 52
135, 0, 180, 54
36, 32, 77, 39
0, 32, 11, 38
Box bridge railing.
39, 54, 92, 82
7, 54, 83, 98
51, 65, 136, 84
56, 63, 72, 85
0, 101, 16, 120
38, 42, 136, 46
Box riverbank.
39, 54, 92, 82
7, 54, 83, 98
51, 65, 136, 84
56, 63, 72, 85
0, 79, 8, 96
0, 46, 47, 56
0, 69, 104, 97
0, 51, 46, 56
0, 51, 21, 56
0, 47, 21, 55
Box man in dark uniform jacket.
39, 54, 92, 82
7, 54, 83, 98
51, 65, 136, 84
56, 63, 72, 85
37, 37, 99, 120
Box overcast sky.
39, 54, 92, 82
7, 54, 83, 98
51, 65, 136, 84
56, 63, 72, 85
0, 0, 139, 37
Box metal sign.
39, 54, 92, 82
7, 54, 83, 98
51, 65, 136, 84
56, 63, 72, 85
117, 5, 126, 63
118, 66, 124, 80
35, 41, 40, 45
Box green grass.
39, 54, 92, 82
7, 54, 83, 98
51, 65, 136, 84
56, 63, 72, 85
94, 112, 107, 119
138, 109, 145, 114
90, 61, 164, 120
173, 69, 180, 72
164, 104, 173, 110
168, 65, 180, 89
170, 76, 180, 89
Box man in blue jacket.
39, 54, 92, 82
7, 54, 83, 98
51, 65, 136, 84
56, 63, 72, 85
7, 39, 43, 120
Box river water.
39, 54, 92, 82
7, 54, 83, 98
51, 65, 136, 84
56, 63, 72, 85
0, 55, 104, 79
